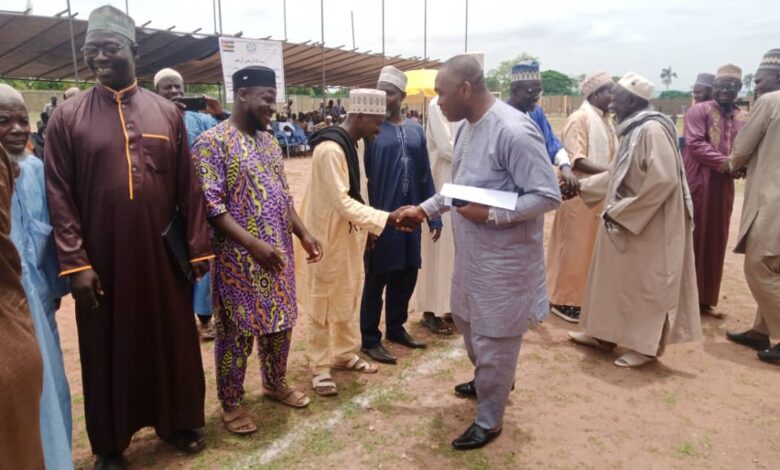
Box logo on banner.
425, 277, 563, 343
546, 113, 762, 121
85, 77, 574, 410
221, 39, 235, 53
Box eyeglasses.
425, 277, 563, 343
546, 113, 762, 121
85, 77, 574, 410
81, 43, 126, 58
713, 83, 740, 92
524, 87, 543, 97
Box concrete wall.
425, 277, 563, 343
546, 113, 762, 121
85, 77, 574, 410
20, 90, 65, 122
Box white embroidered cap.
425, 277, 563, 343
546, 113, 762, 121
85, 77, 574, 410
348, 89, 386, 116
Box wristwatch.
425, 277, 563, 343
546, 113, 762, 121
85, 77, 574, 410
486, 207, 497, 225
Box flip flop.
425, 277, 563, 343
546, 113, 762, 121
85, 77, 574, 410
614, 351, 655, 368
421, 313, 454, 335
567, 331, 615, 351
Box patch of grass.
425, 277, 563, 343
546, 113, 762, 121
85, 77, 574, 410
433, 367, 454, 382
674, 441, 698, 458
373, 388, 410, 413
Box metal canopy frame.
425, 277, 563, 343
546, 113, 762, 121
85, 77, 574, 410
0, 10, 440, 88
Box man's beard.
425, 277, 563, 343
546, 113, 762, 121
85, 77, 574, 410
5, 149, 28, 163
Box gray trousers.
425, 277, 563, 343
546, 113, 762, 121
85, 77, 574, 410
453, 314, 524, 430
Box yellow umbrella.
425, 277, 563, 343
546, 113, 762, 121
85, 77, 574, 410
404, 69, 439, 98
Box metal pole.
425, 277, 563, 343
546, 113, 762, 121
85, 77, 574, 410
321, 0, 326, 109
217, 0, 223, 34
66, 0, 80, 83
424, 0, 427, 65
212, 0, 217, 34
465, 0, 469, 52
381, 0, 385, 64
125, 0, 129, 15
351, 11, 355, 50
283, 0, 288, 41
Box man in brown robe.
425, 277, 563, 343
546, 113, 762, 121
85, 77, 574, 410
568, 73, 701, 368
725, 48, 780, 362
0, 99, 44, 470
44, 6, 212, 467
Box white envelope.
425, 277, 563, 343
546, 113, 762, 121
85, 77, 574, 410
441, 183, 519, 210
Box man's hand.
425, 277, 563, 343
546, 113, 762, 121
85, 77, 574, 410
389, 205, 424, 232
171, 99, 187, 112
366, 233, 378, 251
191, 261, 209, 279
70, 269, 103, 309
300, 233, 324, 263
431, 226, 442, 243
559, 165, 580, 195
457, 203, 490, 223
248, 239, 285, 274
204, 95, 225, 117
717, 161, 731, 174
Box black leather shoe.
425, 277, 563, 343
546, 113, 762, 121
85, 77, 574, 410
94, 452, 125, 470
726, 330, 770, 351
454, 380, 476, 397
758, 343, 780, 363
454, 380, 514, 398
452, 423, 502, 450
361, 344, 397, 364
386, 331, 427, 349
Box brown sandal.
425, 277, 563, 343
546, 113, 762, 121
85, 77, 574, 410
262, 385, 311, 408
222, 407, 257, 435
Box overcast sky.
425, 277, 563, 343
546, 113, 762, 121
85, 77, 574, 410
13, 0, 780, 90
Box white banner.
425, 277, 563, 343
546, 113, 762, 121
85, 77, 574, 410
218, 37, 285, 103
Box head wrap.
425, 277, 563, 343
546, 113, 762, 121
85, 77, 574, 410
582, 72, 613, 98
377, 66, 407, 92
511, 60, 541, 83
348, 89, 386, 115
694, 73, 715, 88
617, 72, 655, 101
716, 64, 742, 80
232, 66, 276, 90
87, 5, 136, 42
757, 49, 780, 74
63, 87, 81, 99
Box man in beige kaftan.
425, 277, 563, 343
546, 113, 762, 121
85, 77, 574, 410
725, 48, 780, 362
297, 89, 411, 396
568, 73, 701, 367
546, 72, 617, 323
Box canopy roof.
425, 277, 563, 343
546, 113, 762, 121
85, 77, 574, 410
0, 10, 440, 87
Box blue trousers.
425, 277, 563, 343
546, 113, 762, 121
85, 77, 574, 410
360, 267, 418, 348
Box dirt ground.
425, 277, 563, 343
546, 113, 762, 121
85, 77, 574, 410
58, 151, 780, 469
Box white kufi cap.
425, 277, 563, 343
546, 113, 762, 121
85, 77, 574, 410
349, 89, 386, 115
377, 66, 407, 91
617, 72, 655, 101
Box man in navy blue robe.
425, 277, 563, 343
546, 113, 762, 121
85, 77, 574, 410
360, 66, 441, 364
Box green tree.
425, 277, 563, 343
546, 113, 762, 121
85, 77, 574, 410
660, 66, 678, 91
658, 90, 691, 99
541, 70, 575, 96
743, 73, 755, 95
485, 53, 538, 98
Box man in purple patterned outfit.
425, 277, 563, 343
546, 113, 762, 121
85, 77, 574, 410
193, 66, 323, 435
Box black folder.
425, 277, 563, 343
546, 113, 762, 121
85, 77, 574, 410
162, 211, 195, 283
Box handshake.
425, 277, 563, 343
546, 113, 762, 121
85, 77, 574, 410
387, 205, 428, 232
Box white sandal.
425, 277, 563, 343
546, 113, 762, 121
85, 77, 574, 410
614, 351, 655, 368
568, 331, 614, 351
312, 373, 338, 396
